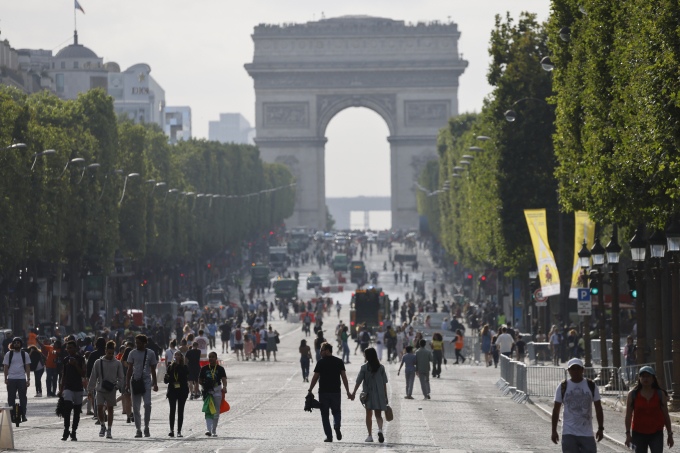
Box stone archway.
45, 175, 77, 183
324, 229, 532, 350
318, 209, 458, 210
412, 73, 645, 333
245, 15, 468, 230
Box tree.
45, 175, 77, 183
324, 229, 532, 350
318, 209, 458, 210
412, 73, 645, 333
549, 0, 680, 227
435, 13, 570, 276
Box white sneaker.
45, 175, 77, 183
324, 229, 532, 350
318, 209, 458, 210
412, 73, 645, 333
365, 435, 374, 442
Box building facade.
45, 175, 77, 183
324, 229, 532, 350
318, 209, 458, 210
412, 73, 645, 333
165, 106, 192, 144
107, 62, 165, 129
209, 113, 255, 145
1, 32, 168, 132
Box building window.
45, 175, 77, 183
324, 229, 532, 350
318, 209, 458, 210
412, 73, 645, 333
56, 74, 64, 92
73, 61, 78, 69
61, 61, 65, 69
51, 62, 55, 69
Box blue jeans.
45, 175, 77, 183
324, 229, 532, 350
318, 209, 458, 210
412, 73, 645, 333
342, 342, 350, 363
318, 393, 341, 440
46, 368, 58, 396
300, 356, 310, 379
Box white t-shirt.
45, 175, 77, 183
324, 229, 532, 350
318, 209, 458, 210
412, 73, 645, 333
165, 348, 177, 364
441, 321, 449, 331
194, 336, 210, 357
3, 350, 30, 380
550, 333, 561, 345
554, 379, 600, 437
496, 333, 514, 353
259, 329, 268, 344
376, 332, 385, 345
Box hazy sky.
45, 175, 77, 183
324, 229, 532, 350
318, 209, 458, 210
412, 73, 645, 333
2, 0, 550, 199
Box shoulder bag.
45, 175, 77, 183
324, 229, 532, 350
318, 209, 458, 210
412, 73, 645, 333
130, 350, 147, 395
100, 359, 115, 392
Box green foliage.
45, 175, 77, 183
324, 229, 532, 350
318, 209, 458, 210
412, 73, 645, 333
325, 205, 336, 231
0, 87, 296, 277
549, 0, 680, 227
434, 13, 569, 276
416, 160, 441, 239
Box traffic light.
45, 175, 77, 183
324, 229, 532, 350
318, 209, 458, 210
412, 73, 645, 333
529, 279, 538, 298
467, 273, 473, 280
627, 268, 637, 298
478, 275, 487, 283
589, 276, 599, 295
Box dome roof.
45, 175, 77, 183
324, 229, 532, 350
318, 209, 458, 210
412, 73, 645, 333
55, 44, 98, 59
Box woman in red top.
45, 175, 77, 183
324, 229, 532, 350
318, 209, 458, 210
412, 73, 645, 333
624, 366, 673, 452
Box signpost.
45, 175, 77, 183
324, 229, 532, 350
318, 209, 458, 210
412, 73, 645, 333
577, 288, 592, 316
534, 288, 548, 307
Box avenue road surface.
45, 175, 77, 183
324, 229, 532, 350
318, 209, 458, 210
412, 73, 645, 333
3, 241, 628, 452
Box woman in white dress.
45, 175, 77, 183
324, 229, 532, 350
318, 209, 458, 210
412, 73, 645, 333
375, 327, 386, 360
394, 327, 404, 362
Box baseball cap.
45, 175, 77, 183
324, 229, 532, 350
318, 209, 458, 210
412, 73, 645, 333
567, 358, 584, 369
639, 366, 655, 376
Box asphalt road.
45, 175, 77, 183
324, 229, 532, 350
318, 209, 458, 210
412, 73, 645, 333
3, 242, 627, 452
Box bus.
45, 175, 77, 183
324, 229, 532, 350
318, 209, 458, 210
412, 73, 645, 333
349, 287, 390, 338
333, 253, 348, 272
273, 277, 298, 303
350, 261, 366, 284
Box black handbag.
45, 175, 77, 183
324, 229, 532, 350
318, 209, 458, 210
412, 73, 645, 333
130, 350, 147, 395
100, 359, 115, 392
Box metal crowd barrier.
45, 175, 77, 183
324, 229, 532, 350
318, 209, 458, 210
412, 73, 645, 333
496, 354, 529, 403
590, 339, 613, 365
527, 342, 551, 364
526, 365, 566, 397
664, 360, 673, 392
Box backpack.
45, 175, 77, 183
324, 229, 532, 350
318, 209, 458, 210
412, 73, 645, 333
361, 331, 371, 343
629, 388, 665, 409
235, 329, 242, 341
560, 379, 595, 401
8, 350, 27, 368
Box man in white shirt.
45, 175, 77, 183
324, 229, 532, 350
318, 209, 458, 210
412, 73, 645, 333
194, 330, 210, 359
3, 337, 31, 423
551, 358, 603, 451
496, 327, 514, 357
165, 339, 178, 364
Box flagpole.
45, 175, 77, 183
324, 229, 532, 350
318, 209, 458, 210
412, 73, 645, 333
74, 1, 77, 34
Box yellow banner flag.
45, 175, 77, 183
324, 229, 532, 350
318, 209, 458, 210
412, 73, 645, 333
524, 209, 560, 297
569, 211, 596, 299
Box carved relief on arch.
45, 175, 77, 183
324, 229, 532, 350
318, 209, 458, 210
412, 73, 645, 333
316, 93, 396, 136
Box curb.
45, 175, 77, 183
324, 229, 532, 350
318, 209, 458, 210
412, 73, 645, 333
529, 398, 628, 449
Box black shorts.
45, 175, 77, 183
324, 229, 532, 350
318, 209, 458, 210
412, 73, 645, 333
234, 344, 243, 350
360, 343, 369, 352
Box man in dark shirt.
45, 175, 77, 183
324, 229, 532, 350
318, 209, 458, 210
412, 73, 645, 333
308, 342, 351, 443
58, 340, 86, 441
219, 321, 231, 353
185, 343, 202, 400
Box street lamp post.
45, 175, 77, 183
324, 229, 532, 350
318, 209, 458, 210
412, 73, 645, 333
30, 149, 56, 171
629, 227, 647, 365
578, 240, 593, 367
529, 264, 539, 334
118, 173, 140, 204
0, 143, 27, 151
648, 229, 666, 388
665, 219, 680, 409
591, 237, 608, 383
605, 225, 625, 390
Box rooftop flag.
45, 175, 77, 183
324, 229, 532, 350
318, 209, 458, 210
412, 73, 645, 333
75, 0, 85, 13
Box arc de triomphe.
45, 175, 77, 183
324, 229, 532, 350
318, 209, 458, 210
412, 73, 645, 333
245, 15, 468, 230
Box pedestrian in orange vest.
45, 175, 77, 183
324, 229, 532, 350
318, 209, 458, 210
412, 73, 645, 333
452, 329, 465, 364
